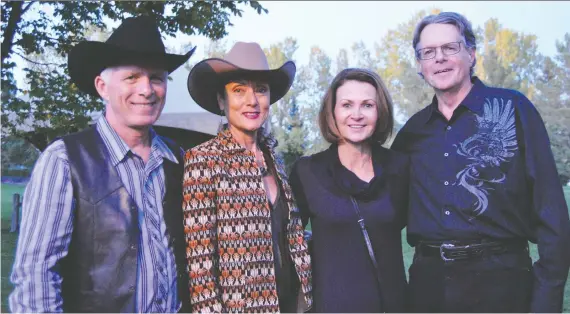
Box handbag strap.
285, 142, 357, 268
350, 196, 385, 312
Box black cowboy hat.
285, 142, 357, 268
187, 42, 296, 115
68, 15, 196, 96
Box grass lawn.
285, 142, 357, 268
1, 183, 569, 311
1, 183, 25, 313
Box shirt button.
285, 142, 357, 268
130, 244, 136, 250
444, 152, 449, 157
445, 210, 451, 215
444, 181, 449, 186
153, 234, 159, 241
129, 285, 135, 292
446, 126, 452, 130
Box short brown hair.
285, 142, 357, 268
319, 68, 394, 144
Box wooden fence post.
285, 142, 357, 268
10, 193, 22, 232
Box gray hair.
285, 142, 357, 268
412, 12, 477, 76
99, 67, 116, 84
98, 67, 118, 104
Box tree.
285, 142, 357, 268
183, 38, 231, 72
264, 38, 306, 170
375, 9, 438, 119
1, 1, 267, 150
475, 18, 541, 99
335, 48, 349, 74
534, 33, 570, 182
301, 46, 334, 154
475, 20, 569, 182
1, 135, 40, 177
2, 24, 112, 151
351, 41, 376, 70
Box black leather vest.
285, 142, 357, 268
60, 126, 190, 312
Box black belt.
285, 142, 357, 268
416, 239, 528, 262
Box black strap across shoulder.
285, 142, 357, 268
349, 196, 385, 313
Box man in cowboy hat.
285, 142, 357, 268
183, 42, 313, 312
10, 16, 195, 313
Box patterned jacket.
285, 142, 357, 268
183, 128, 313, 313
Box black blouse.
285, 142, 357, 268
290, 143, 410, 313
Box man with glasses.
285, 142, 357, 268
392, 11, 570, 313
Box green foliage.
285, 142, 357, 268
276, 9, 568, 181
2, 2, 267, 60
264, 38, 306, 171
374, 9, 435, 119
183, 38, 230, 73
475, 18, 541, 99
1, 1, 267, 151
351, 41, 375, 70
533, 34, 570, 182
335, 48, 349, 74
300, 46, 334, 155
1, 136, 39, 177
474, 19, 569, 181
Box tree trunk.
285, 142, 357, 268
1, 1, 24, 65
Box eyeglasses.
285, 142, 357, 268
416, 41, 463, 60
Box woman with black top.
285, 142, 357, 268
290, 68, 409, 313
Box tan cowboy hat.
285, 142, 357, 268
187, 42, 296, 115
68, 16, 195, 96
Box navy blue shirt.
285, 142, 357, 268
392, 77, 570, 312
290, 144, 408, 313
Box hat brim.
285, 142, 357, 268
187, 58, 296, 115
68, 41, 196, 97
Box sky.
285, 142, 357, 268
159, 1, 570, 113
176, 1, 570, 65
10, 1, 570, 115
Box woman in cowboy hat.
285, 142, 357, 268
183, 42, 313, 313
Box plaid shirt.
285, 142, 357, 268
10, 116, 181, 313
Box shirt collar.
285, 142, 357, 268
150, 128, 179, 164
96, 115, 179, 166
96, 115, 130, 167
424, 76, 487, 124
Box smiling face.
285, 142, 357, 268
95, 64, 168, 132
416, 23, 475, 93
218, 79, 270, 137
333, 80, 378, 145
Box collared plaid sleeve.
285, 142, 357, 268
9, 140, 75, 313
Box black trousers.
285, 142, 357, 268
407, 247, 533, 313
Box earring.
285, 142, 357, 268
217, 109, 226, 133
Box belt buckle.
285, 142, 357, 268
439, 243, 471, 262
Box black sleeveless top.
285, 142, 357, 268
269, 174, 299, 312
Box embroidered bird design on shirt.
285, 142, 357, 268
454, 97, 518, 215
